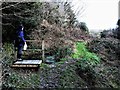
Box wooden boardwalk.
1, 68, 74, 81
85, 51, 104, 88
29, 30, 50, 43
11, 60, 42, 68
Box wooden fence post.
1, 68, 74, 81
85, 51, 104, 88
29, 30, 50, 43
42, 39, 45, 62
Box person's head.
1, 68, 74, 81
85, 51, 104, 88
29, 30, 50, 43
18, 24, 24, 31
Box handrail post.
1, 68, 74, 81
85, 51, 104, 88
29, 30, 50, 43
42, 38, 45, 62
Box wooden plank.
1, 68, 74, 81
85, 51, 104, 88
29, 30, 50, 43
11, 64, 38, 68
26, 40, 41, 42
14, 60, 42, 65
23, 49, 42, 51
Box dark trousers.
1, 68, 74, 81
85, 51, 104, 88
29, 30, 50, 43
17, 46, 23, 59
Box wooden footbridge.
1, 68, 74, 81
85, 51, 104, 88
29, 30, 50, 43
11, 40, 44, 68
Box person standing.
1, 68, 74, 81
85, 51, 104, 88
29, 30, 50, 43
14, 24, 26, 61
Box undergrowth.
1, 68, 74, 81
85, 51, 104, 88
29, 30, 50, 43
2, 72, 40, 88
70, 42, 101, 87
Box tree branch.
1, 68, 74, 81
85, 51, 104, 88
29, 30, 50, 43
0, 2, 21, 10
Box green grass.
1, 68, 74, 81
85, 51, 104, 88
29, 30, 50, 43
72, 42, 100, 68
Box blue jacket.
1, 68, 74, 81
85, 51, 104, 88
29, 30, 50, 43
15, 28, 26, 47
18, 30, 25, 43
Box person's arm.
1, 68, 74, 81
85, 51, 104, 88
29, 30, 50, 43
20, 31, 26, 43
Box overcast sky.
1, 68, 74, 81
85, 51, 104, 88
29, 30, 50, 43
71, 0, 119, 31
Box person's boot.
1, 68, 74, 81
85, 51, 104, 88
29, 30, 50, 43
17, 54, 22, 61
17, 58, 22, 61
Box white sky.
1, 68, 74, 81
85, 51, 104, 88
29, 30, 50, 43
71, 0, 119, 31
